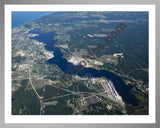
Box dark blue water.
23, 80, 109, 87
29, 28, 139, 106
12, 11, 53, 28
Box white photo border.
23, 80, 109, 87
5, 4, 156, 123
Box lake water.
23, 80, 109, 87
29, 28, 139, 106
12, 11, 53, 28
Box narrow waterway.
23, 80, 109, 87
29, 28, 139, 106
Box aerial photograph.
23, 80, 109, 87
12, 11, 149, 115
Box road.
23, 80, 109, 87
25, 51, 43, 100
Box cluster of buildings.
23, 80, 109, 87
16, 51, 26, 57
19, 64, 28, 71
85, 96, 99, 105
81, 95, 99, 106
43, 51, 54, 59
100, 79, 122, 101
